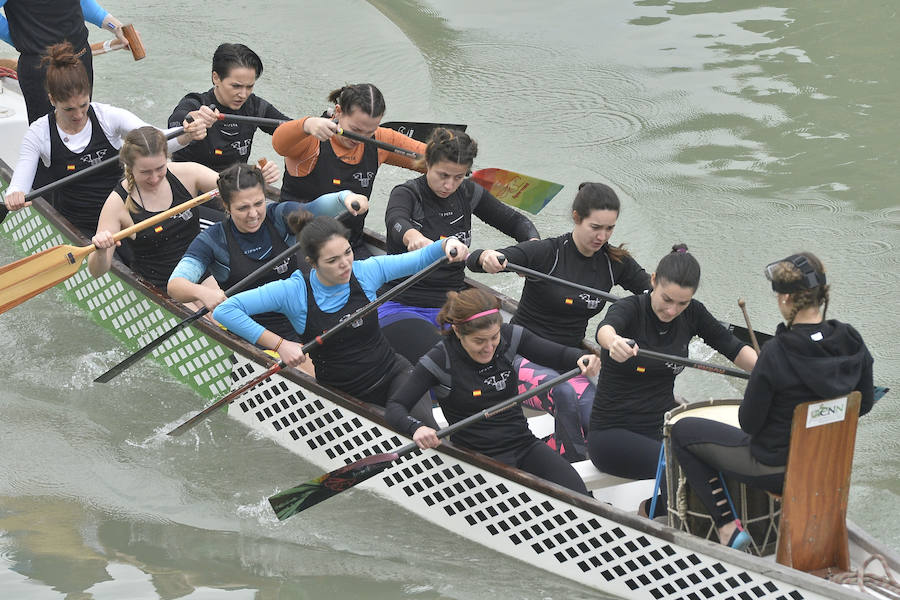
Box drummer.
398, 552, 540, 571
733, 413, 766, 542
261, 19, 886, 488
589, 244, 758, 517
669, 252, 874, 549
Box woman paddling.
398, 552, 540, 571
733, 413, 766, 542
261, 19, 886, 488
272, 83, 425, 258
379, 128, 539, 362
167, 162, 368, 342
669, 252, 874, 549
385, 288, 600, 495
3, 42, 210, 237
468, 182, 650, 462
168, 43, 286, 183
590, 244, 757, 516
212, 212, 466, 423
88, 126, 219, 287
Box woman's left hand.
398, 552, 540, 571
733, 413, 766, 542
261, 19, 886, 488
443, 237, 469, 262
578, 354, 602, 378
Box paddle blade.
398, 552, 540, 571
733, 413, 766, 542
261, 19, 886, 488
471, 168, 563, 214
381, 121, 467, 143
268, 452, 399, 520
0, 243, 89, 314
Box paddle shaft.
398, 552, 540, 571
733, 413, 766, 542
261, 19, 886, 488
501, 260, 772, 347
267, 364, 585, 519
166, 248, 456, 436
380, 121, 467, 143
626, 341, 750, 379
737, 298, 762, 354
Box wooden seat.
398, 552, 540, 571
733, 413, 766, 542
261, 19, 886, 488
775, 392, 861, 573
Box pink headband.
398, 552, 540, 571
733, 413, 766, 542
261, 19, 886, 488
461, 308, 499, 323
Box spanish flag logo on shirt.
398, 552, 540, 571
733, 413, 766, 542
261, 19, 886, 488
154, 225, 163, 233
332, 178, 341, 185
565, 298, 574, 305
214, 149, 223, 156
472, 389, 482, 397
636, 366, 646, 374
66, 164, 76, 171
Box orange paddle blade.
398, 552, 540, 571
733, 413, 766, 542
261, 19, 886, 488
0, 244, 92, 314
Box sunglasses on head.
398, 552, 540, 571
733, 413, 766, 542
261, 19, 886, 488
764, 254, 825, 293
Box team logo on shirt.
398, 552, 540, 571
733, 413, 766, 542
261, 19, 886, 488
339, 313, 364, 328
483, 370, 511, 392
352, 171, 375, 188
273, 258, 291, 275
175, 209, 194, 222
80, 148, 109, 167
231, 139, 252, 156
578, 293, 603, 309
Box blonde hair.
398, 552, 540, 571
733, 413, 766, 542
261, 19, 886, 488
119, 126, 168, 213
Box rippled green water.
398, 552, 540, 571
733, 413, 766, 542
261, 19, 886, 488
0, 1, 897, 597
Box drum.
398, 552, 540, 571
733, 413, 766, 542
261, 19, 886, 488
663, 399, 780, 556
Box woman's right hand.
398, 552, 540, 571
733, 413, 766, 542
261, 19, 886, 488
345, 193, 369, 215
3, 191, 30, 211
198, 286, 228, 311
277, 340, 308, 368
479, 249, 507, 273
303, 117, 339, 141
412, 425, 441, 449
608, 335, 638, 363
91, 230, 120, 249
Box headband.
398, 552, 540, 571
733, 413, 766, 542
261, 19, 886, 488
461, 308, 499, 323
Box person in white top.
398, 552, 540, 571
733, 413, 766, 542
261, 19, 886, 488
3, 42, 215, 236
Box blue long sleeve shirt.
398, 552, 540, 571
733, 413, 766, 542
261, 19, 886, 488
213, 240, 446, 343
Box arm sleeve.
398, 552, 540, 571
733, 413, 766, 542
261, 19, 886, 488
384, 184, 420, 247
857, 347, 875, 417
167, 233, 216, 284
598, 295, 639, 333
694, 301, 746, 361
385, 360, 440, 435
467, 238, 552, 273
517, 326, 583, 373
213, 276, 307, 342
375, 128, 426, 172
272, 117, 314, 158
614, 255, 652, 294
80, 0, 109, 27
6, 126, 45, 194
258, 98, 291, 133
167, 94, 202, 129
472, 188, 540, 242
354, 240, 445, 300
0, 5, 11, 46
739, 353, 775, 435
300, 190, 351, 217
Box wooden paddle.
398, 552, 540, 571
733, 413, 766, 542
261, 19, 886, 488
94, 200, 361, 383
216, 114, 564, 214
492, 258, 774, 348
268, 362, 585, 520
90, 24, 146, 60
737, 298, 762, 354
380, 121, 467, 143
0, 189, 219, 315
166, 246, 458, 436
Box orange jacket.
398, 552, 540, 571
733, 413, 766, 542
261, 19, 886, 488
273, 116, 426, 177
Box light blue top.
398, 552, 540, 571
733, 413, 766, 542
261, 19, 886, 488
213, 240, 446, 343
0, 0, 109, 46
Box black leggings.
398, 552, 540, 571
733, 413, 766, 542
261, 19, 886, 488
354, 354, 438, 430
588, 427, 667, 516
670, 417, 785, 527
492, 439, 589, 495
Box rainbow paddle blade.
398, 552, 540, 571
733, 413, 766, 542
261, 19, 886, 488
471, 168, 563, 214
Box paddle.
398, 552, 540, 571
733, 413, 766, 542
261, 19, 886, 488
90, 24, 146, 60
380, 121, 467, 143
267, 362, 586, 520
0, 189, 219, 315
737, 298, 762, 354
624, 340, 749, 379
493, 259, 774, 347
216, 114, 564, 214
165, 246, 458, 436
94, 200, 361, 383
1, 119, 193, 224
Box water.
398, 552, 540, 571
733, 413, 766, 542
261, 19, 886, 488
0, 0, 897, 597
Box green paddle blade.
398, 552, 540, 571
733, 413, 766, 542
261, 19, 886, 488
471, 168, 563, 214
269, 452, 399, 520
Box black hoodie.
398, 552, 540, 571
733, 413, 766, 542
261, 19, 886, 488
739, 319, 874, 465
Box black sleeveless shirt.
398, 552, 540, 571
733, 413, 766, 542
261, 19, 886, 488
47, 105, 122, 237
222, 216, 300, 341
4, 0, 87, 55
299, 270, 396, 401
279, 138, 379, 247
117, 171, 200, 288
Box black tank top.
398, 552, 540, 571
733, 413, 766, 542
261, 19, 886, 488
222, 216, 301, 340
3, 0, 87, 55
299, 271, 396, 400
118, 171, 200, 288
279, 137, 379, 247
47, 106, 122, 237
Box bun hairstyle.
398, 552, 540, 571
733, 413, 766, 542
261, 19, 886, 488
768, 251, 829, 327
417, 128, 478, 171
287, 210, 350, 264
327, 83, 386, 119
119, 126, 168, 213
437, 288, 502, 336
572, 182, 632, 263
217, 163, 266, 209
655, 243, 701, 290
212, 43, 263, 79
41, 41, 90, 102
